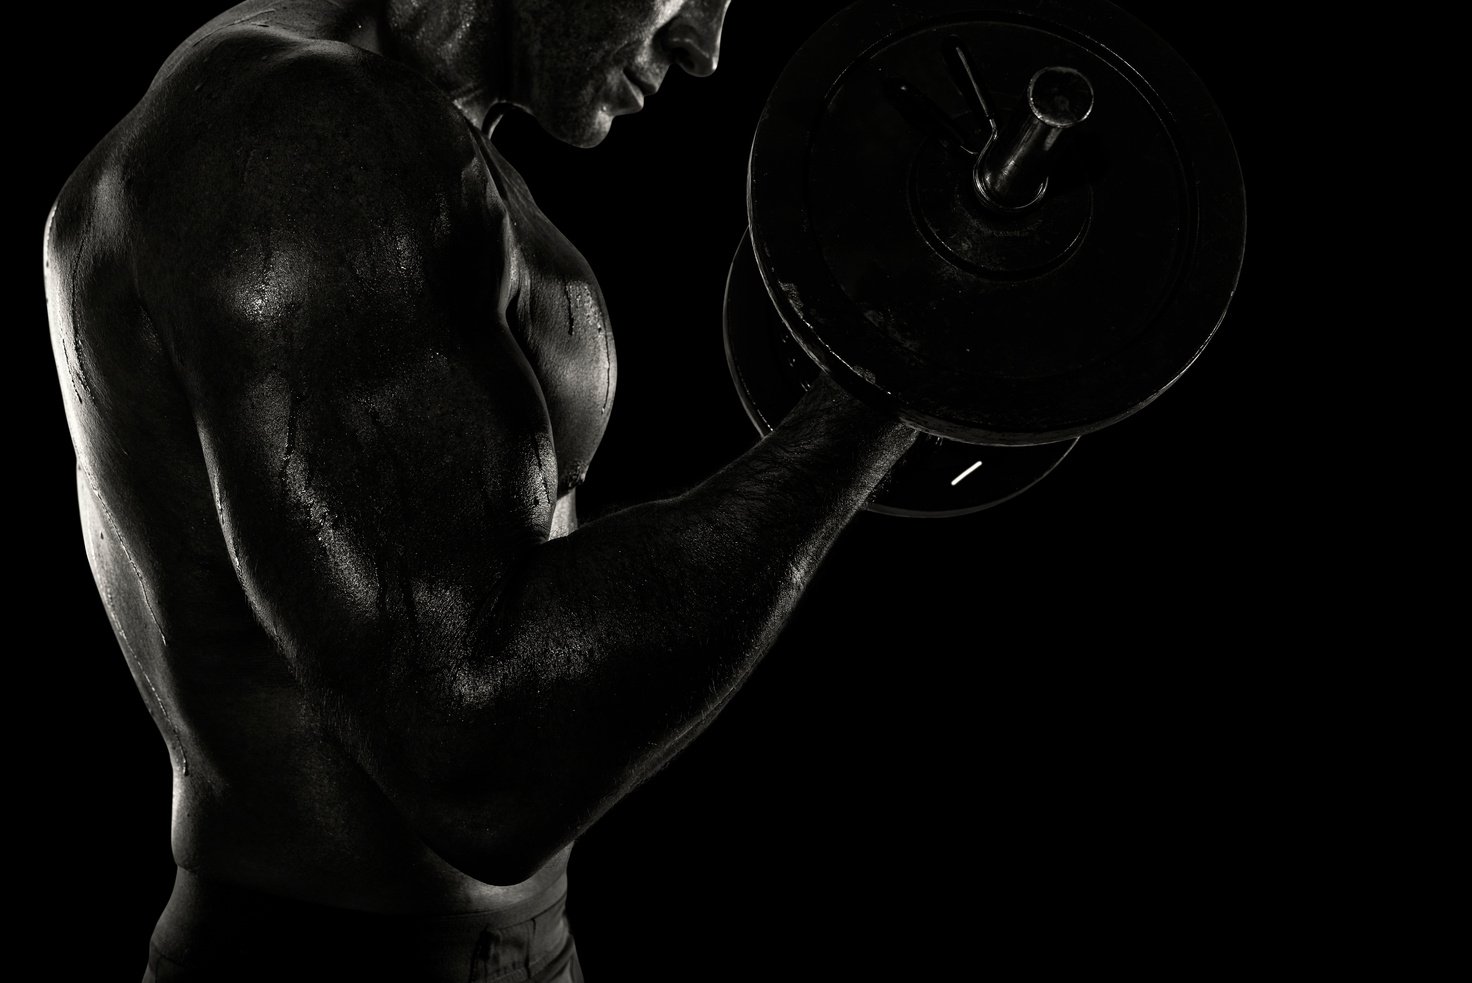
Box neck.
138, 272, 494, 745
377, 0, 521, 132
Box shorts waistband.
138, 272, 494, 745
148, 867, 574, 982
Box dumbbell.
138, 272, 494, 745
723, 0, 1246, 516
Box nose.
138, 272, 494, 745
662, 0, 730, 77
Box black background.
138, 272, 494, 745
25, 2, 1293, 979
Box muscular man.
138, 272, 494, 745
45, 1, 917, 978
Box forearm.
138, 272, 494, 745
505, 376, 909, 746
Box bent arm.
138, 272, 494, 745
459, 376, 911, 878
140, 41, 913, 883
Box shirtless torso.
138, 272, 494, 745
46, 0, 913, 977
50, 1, 611, 915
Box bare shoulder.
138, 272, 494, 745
51, 24, 500, 323
149, 32, 486, 235
57, 26, 522, 385
58, 27, 465, 223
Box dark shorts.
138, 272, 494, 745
143, 868, 583, 982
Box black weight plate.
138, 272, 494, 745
725, 229, 1075, 516
748, 0, 1246, 444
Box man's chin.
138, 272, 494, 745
541, 109, 613, 150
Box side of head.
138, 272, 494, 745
515, 0, 731, 147
386, 0, 732, 147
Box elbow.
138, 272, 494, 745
402, 790, 578, 887
439, 837, 568, 889
377, 722, 586, 889
363, 644, 583, 886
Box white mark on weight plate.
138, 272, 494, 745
951, 461, 984, 486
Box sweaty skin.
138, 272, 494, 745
45, 0, 913, 924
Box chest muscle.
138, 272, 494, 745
482, 142, 616, 497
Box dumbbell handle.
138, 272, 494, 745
974, 66, 1094, 211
